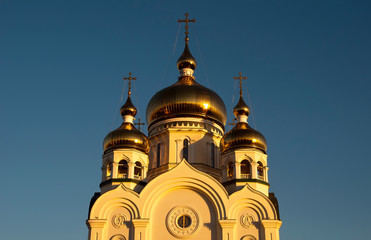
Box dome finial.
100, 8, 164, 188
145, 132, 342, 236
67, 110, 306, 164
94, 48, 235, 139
178, 13, 196, 45
234, 72, 248, 97
123, 72, 137, 97
233, 72, 250, 121
120, 72, 138, 122
134, 118, 145, 131
177, 13, 197, 76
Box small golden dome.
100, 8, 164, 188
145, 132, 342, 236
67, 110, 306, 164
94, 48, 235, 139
233, 96, 250, 117
120, 96, 137, 117
103, 122, 149, 153
146, 76, 227, 128
220, 122, 267, 154
177, 43, 197, 70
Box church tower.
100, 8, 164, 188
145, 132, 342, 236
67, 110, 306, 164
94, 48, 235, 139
220, 73, 270, 196
86, 14, 282, 240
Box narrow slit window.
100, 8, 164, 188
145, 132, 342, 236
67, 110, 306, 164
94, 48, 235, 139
210, 143, 215, 167
183, 139, 189, 161
157, 144, 161, 167
227, 162, 234, 178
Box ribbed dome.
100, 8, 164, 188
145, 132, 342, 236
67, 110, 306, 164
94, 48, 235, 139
103, 122, 149, 153
220, 122, 267, 154
146, 76, 227, 128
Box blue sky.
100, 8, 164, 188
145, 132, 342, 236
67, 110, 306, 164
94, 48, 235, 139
1, 0, 370, 239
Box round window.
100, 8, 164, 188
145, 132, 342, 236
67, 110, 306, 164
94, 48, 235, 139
177, 215, 192, 228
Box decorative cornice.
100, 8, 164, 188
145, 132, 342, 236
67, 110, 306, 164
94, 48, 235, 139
261, 219, 282, 229
219, 219, 236, 228
100, 179, 147, 188
86, 219, 107, 229
222, 179, 270, 186
148, 119, 224, 137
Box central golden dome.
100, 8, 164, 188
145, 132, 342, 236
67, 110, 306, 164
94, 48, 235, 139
147, 35, 226, 128
146, 76, 227, 128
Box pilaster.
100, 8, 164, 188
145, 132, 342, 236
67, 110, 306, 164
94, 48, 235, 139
132, 218, 150, 240
175, 139, 182, 163
261, 220, 282, 240
128, 162, 134, 179
112, 162, 118, 178
219, 219, 236, 240
264, 166, 269, 182
250, 162, 258, 179
86, 219, 107, 240
190, 139, 195, 163
235, 162, 241, 179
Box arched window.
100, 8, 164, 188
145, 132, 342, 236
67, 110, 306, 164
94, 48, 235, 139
157, 144, 161, 167
118, 160, 128, 178
240, 160, 251, 178
183, 139, 189, 162
106, 163, 112, 179
210, 143, 215, 167
134, 161, 142, 179
227, 162, 234, 178
257, 161, 264, 180
110, 234, 126, 240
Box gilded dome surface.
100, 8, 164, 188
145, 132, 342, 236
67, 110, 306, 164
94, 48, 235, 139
146, 76, 227, 127
220, 122, 267, 154
177, 44, 197, 70
103, 122, 149, 153
233, 96, 250, 117
120, 96, 137, 117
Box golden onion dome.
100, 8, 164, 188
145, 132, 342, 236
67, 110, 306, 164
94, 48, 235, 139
220, 122, 267, 154
233, 96, 250, 117
177, 43, 197, 70
103, 122, 149, 153
120, 96, 137, 117
146, 76, 227, 128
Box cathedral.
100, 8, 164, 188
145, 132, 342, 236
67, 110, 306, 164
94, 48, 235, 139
86, 14, 282, 240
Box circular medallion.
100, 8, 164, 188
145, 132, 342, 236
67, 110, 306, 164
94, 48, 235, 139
166, 206, 200, 238
112, 213, 126, 228
240, 214, 254, 228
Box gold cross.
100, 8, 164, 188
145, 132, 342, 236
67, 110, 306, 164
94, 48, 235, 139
178, 13, 196, 43
123, 72, 137, 96
228, 118, 237, 127
134, 118, 145, 131
234, 72, 248, 97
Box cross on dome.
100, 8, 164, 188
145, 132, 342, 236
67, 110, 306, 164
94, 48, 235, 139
234, 72, 248, 97
228, 118, 237, 127
123, 72, 137, 97
178, 13, 196, 44
228, 118, 237, 130
134, 118, 145, 131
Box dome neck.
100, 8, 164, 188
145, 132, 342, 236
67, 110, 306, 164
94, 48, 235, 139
237, 114, 248, 123
123, 115, 134, 124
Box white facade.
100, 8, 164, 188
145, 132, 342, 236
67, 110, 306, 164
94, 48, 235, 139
86, 19, 282, 240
